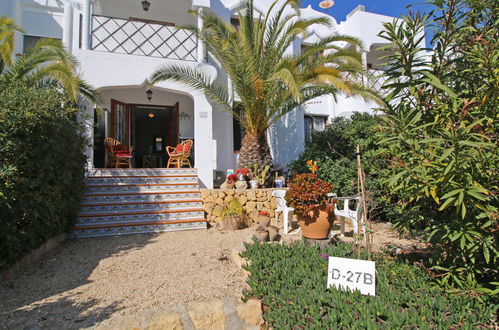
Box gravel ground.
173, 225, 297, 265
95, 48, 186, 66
0, 228, 254, 330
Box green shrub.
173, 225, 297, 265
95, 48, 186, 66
0, 77, 86, 269
377, 0, 498, 290
241, 242, 497, 328
288, 113, 392, 221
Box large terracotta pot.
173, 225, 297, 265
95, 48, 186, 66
297, 204, 335, 239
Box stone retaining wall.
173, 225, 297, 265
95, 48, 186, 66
200, 189, 282, 226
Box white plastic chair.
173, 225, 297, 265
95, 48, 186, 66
271, 190, 296, 235
328, 194, 366, 239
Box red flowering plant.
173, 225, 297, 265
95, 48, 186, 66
227, 173, 238, 184
285, 160, 334, 216
236, 168, 250, 177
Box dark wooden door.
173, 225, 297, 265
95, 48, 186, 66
111, 99, 131, 145
168, 102, 179, 146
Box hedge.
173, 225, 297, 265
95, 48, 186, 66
0, 78, 87, 269
241, 242, 497, 328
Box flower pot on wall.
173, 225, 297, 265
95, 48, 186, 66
297, 204, 334, 239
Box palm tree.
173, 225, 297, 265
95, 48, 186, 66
150, 0, 378, 170
0, 16, 98, 103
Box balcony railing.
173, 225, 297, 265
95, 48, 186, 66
91, 15, 197, 61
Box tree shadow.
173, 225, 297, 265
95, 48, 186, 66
0, 233, 159, 329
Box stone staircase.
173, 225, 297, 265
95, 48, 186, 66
70, 168, 206, 238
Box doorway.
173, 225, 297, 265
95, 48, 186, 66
110, 99, 179, 168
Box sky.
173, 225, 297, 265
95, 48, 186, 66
301, 0, 432, 23
301, 0, 434, 44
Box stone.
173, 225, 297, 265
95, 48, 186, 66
225, 190, 235, 196
148, 311, 183, 330
263, 201, 270, 209
256, 191, 263, 198
204, 195, 215, 203
247, 191, 256, 201
239, 195, 248, 205
270, 200, 277, 209
203, 202, 215, 213
218, 191, 226, 199
225, 195, 234, 202
212, 205, 224, 217
237, 299, 264, 326
215, 216, 224, 224
215, 197, 224, 205
201, 189, 210, 199
249, 210, 259, 223
245, 202, 256, 212
187, 299, 226, 330
257, 196, 268, 202
256, 202, 264, 211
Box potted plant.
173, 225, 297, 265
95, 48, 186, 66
249, 164, 271, 188
221, 173, 237, 189
274, 172, 285, 187
221, 199, 243, 230
235, 168, 250, 189
285, 161, 334, 239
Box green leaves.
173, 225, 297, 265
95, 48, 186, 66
377, 0, 498, 290
242, 242, 497, 328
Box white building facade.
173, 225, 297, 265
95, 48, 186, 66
1, 0, 402, 188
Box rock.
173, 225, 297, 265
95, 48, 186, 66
212, 205, 224, 217
245, 202, 256, 211
215, 197, 224, 205
225, 195, 234, 203
236, 299, 264, 326
148, 311, 183, 330
203, 202, 215, 213
257, 196, 267, 202
225, 190, 235, 196
204, 195, 215, 203
218, 191, 226, 199
256, 202, 264, 211
263, 201, 270, 209
247, 191, 256, 201
270, 200, 277, 209
215, 216, 224, 224
187, 299, 226, 330
239, 195, 248, 205
201, 189, 210, 199
256, 191, 263, 198
249, 210, 259, 223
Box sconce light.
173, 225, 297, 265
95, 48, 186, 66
179, 111, 191, 120
146, 89, 153, 101
148, 112, 155, 118
141, 0, 150, 11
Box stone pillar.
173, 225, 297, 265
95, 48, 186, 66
197, 7, 206, 62
62, 0, 73, 51
82, 0, 91, 50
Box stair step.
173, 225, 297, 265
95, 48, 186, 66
79, 200, 203, 215
84, 183, 200, 194
76, 209, 205, 226
86, 175, 198, 186
70, 219, 207, 238
81, 191, 201, 204
89, 168, 197, 177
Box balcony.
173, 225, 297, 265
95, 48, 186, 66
91, 15, 197, 61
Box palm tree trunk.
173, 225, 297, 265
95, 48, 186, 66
238, 132, 272, 170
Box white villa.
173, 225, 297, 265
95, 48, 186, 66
1, 0, 400, 188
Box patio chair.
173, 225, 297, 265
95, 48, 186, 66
330, 194, 366, 239
271, 189, 297, 235
104, 137, 134, 168
166, 139, 193, 168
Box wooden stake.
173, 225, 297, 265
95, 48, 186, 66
356, 145, 372, 258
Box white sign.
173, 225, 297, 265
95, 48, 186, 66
327, 257, 376, 296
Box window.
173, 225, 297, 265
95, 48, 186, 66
23, 35, 60, 53
230, 17, 240, 30
304, 115, 327, 140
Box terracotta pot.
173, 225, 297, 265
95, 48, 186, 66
297, 204, 334, 239
222, 216, 241, 230
258, 212, 271, 229
255, 227, 269, 242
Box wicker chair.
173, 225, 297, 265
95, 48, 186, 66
166, 140, 193, 168
104, 137, 134, 168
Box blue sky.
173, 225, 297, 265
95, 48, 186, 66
301, 0, 432, 22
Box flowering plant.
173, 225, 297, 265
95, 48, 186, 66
236, 168, 250, 177
227, 173, 238, 184
306, 160, 318, 174
285, 173, 333, 216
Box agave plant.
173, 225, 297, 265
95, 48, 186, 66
0, 16, 98, 103
150, 0, 379, 169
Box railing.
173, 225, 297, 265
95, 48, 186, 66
91, 15, 197, 61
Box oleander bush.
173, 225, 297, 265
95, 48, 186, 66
288, 113, 392, 221
241, 242, 497, 328
0, 77, 87, 269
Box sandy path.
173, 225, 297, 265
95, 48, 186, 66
0, 228, 253, 329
